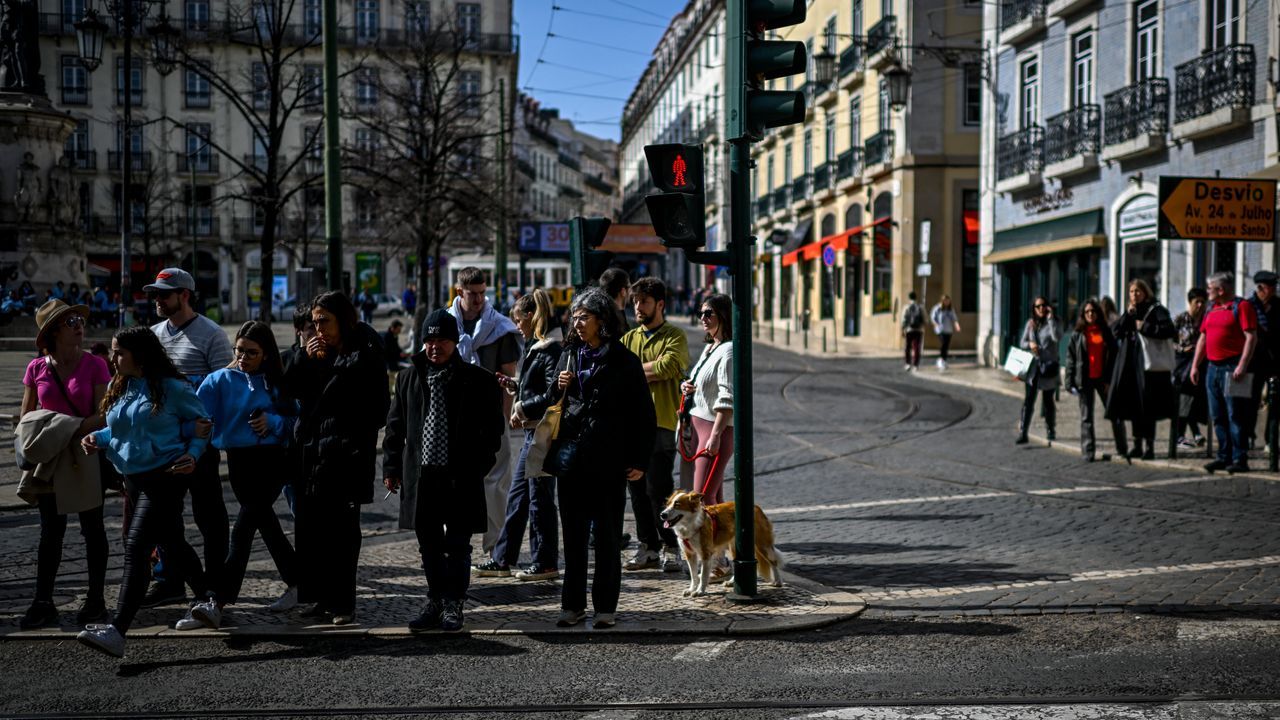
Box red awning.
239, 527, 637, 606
782, 216, 893, 266
964, 209, 980, 245
781, 249, 801, 267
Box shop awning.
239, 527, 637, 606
783, 216, 890, 266
986, 209, 1105, 264
964, 209, 979, 245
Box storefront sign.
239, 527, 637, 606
916, 263, 932, 277
1158, 176, 1277, 242
517, 222, 571, 254
354, 252, 383, 293
1022, 187, 1073, 214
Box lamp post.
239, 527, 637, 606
76, 0, 168, 328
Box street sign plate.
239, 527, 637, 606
822, 246, 835, 267
1158, 176, 1277, 242
916, 263, 932, 277
919, 220, 931, 257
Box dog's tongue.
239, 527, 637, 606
663, 520, 671, 529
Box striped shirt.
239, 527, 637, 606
151, 315, 233, 386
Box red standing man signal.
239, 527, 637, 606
672, 154, 687, 188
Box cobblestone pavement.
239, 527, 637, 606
2, 322, 1279, 639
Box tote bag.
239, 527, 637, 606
524, 353, 573, 478
1138, 306, 1176, 372
1003, 346, 1035, 380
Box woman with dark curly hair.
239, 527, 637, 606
76, 327, 210, 659
548, 288, 655, 630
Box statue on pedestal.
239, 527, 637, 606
46, 154, 77, 227
14, 151, 41, 222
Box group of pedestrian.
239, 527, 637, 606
1020, 271, 1279, 472
899, 292, 961, 372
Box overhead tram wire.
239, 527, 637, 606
551, 4, 668, 29
519, 0, 559, 90
546, 33, 653, 56
604, 0, 674, 21
535, 59, 639, 82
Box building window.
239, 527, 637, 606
1019, 56, 1040, 128
355, 128, 380, 155
252, 135, 269, 170
185, 0, 209, 30
356, 68, 379, 108
61, 56, 88, 105
65, 119, 91, 169
961, 188, 979, 311
355, 0, 379, 43
406, 0, 429, 38
304, 0, 321, 37
851, 0, 862, 36
1133, 0, 1158, 81
185, 123, 212, 170
803, 129, 813, 175
1207, 0, 1240, 49
252, 62, 268, 109
878, 77, 890, 131
302, 124, 322, 171
356, 190, 377, 229
116, 121, 143, 155
824, 111, 836, 163
458, 2, 480, 42
1071, 31, 1094, 107
963, 64, 981, 125
459, 69, 481, 115
823, 17, 837, 54
115, 56, 144, 106
303, 64, 322, 109
881, 0, 892, 16
849, 95, 861, 146
872, 192, 893, 313
783, 143, 792, 182
185, 65, 211, 108
766, 155, 775, 192
62, 0, 84, 28
253, 0, 275, 35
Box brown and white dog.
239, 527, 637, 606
659, 490, 784, 596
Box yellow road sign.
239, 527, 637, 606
1157, 176, 1277, 242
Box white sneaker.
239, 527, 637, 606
190, 599, 222, 629
660, 548, 683, 573
623, 548, 659, 571
268, 586, 298, 613
77, 624, 125, 658
593, 612, 616, 629
174, 608, 203, 631
903, 364, 912, 372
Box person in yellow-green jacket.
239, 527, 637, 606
619, 277, 688, 573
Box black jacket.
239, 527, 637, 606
383, 352, 504, 532
1106, 301, 1176, 421
1065, 322, 1116, 391
513, 333, 563, 425
285, 323, 389, 504
1247, 293, 1280, 376
555, 340, 656, 476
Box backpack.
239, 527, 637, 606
903, 303, 924, 331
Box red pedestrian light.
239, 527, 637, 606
672, 154, 687, 188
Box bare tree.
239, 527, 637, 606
342, 14, 510, 327
159, 0, 331, 321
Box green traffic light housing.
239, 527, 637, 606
569, 216, 613, 289
746, 39, 806, 80
742, 0, 807, 140
643, 143, 706, 249
746, 0, 806, 31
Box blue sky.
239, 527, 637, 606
514, 0, 690, 142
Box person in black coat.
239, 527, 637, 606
550, 288, 656, 630
383, 308, 504, 632
284, 291, 389, 626
1065, 298, 1120, 462
1106, 279, 1177, 460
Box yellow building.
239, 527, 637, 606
751, 0, 982, 355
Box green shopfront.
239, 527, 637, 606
988, 210, 1104, 358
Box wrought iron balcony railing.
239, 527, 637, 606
177, 152, 220, 174
791, 173, 812, 202
866, 16, 896, 57
1044, 104, 1100, 164
813, 162, 832, 192
1174, 44, 1255, 124
1000, 0, 1045, 31
65, 149, 97, 170
839, 44, 863, 78
997, 126, 1044, 180
864, 130, 894, 167
1103, 78, 1169, 146
837, 148, 863, 180
183, 216, 220, 237
771, 186, 789, 212
107, 151, 152, 172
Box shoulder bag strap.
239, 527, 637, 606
45, 357, 88, 418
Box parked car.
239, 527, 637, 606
372, 293, 404, 317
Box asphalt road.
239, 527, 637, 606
3, 333, 1280, 718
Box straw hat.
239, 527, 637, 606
35, 299, 90, 350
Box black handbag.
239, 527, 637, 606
543, 438, 581, 477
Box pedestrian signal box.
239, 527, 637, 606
644, 143, 705, 249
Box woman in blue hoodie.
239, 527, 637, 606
76, 327, 210, 659
182, 321, 298, 631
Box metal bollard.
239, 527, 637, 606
822, 326, 827, 353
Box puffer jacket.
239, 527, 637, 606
512, 331, 564, 427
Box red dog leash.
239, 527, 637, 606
677, 394, 722, 495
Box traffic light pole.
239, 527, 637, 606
323, 0, 343, 292
726, 0, 756, 600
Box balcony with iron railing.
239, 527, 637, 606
699, 113, 719, 142
1102, 77, 1169, 160
65, 149, 97, 171
813, 162, 833, 196
107, 151, 152, 172
995, 126, 1044, 192
61, 84, 89, 105
838, 44, 864, 87
755, 194, 772, 221
863, 130, 894, 174
791, 173, 812, 205
836, 148, 863, 185
177, 152, 220, 174
770, 186, 789, 216
1043, 104, 1100, 178
865, 16, 897, 68
182, 215, 221, 237
558, 151, 581, 172
1173, 44, 1255, 140
999, 0, 1045, 45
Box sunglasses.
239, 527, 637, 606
233, 347, 261, 358
63, 315, 84, 328
1034, 304, 1048, 309
698, 309, 716, 320
571, 314, 594, 325
148, 290, 175, 300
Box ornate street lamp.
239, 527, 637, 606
74, 9, 109, 71
812, 49, 836, 86
885, 63, 910, 111
148, 10, 181, 76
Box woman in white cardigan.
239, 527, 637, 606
680, 293, 734, 504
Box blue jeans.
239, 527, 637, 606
1206, 359, 1248, 464
492, 429, 559, 570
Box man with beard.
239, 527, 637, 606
385, 309, 503, 631
619, 277, 687, 573
142, 268, 232, 616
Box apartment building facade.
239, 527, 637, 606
38, 0, 516, 320
978, 0, 1280, 364
750, 0, 983, 352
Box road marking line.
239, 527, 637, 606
854, 555, 1280, 601
673, 640, 735, 661
1178, 619, 1280, 641
793, 703, 1280, 719
770, 477, 1222, 515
